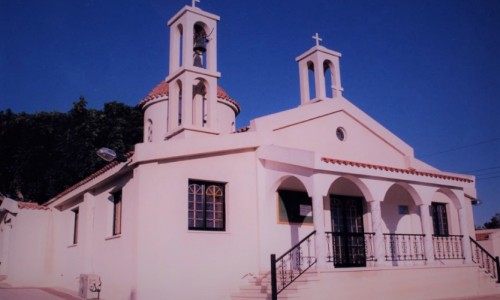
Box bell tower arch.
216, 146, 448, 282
296, 33, 343, 105
165, 1, 221, 139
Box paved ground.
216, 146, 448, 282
0, 285, 498, 300
443, 296, 500, 300
0, 284, 82, 300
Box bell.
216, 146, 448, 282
193, 33, 206, 53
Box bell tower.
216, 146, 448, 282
296, 33, 343, 105
165, 1, 221, 139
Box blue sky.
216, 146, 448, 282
1, 0, 499, 226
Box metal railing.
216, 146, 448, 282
470, 237, 500, 283
383, 233, 426, 261
433, 235, 464, 260
325, 232, 376, 264
270, 231, 316, 300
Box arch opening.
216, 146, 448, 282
307, 61, 316, 100
382, 184, 422, 235
192, 78, 208, 127
327, 177, 370, 268
323, 60, 333, 98
177, 80, 182, 126
193, 22, 208, 69
177, 24, 183, 68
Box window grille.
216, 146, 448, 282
188, 180, 225, 231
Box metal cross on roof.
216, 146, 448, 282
192, 0, 200, 7
312, 33, 322, 46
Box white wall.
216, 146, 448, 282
2, 208, 51, 286
135, 150, 260, 300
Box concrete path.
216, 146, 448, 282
0, 285, 82, 300
0, 284, 498, 300
442, 296, 500, 300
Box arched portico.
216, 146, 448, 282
261, 159, 473, 271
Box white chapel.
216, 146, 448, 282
0, 2, 498, 300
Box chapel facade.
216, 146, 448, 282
0, 3, 498, 300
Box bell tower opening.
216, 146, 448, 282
307, 62, 316, 100
324, 60, 333, 98
178, 24, 183, 67
192, 79, 208, 127
193, 23, 208, 68
178, 81, 183, 126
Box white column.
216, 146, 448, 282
298, 61, 310, 104
314, 60, 326, 100
312, 191, 327, 269
458, 207, 472, 262
419, 203, 435, 264
370, 200, 385, 265
181, 74, 192, 127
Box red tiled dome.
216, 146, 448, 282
139, 81, 240, 115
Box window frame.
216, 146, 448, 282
112, 190, 123, 236
188, 180, 226, 231
431, 202, 449, 236
72, 207, 79, 245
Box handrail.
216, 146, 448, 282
384, 233, 426, 261
325, 231, 376, 263
470, 237, 500, 283
433, 234, 464, 260
271, 231, 316, 300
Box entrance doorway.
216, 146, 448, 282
330, 195, 366, 267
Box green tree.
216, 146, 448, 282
483, 213, 500, 229
0, 97, 143, 203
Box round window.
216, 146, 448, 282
336, 127, 346, 141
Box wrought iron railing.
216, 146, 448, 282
433, 235, 464, 260
383, 233, 426, 261
270, 231, 316, 300
325, 232, 376, 264
470, 237, 500, 283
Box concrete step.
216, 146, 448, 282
231, 270, 316, 300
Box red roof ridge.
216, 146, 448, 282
44, 151, 134, 206
321, 157, 474, 183
233, 126, 250, 133
18, 202, 50, 211
139, 81, 241, 114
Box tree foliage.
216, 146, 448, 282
483, 213, 500, 229
0, 97, 143, 203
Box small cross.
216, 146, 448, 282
312, 33, 322, 46
192, 0, 200, 7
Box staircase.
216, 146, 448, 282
231, 271, 319, 300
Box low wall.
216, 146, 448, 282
298, 264, 499, 300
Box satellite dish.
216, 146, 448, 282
96, 148, 127, 162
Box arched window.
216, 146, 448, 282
147, 119, 153, 142
205, 185, 224, 229
188, 180, 225, 231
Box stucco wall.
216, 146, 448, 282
48, 173, 138, 300
134, 150, 260, 300
2, 208, 51, 286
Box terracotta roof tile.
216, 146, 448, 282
321, 157, 474, 183
475, 232, 490, 241
44, 152, 134, 206
18, 202, 50, 211
139, 81, 241, 114
233, 126, 250, 133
